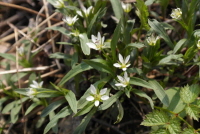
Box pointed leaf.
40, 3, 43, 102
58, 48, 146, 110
141, 110, 169, 126
132, 89, 154, 109
58, 62, 93, 86
79, 33, 90, 55
180, 84, 200, 104
98, 90, 123, 111
41, 99, 66, 117
43, 106, 72, 134
185, 104, 200, 121
110, 0, 124, 21
73, 107, 97, 134
114, 100, 124, 124
65, 90, 77, 113
166, 119, 181, 134
25, 102, 41, 115
148, 80, 169, 106
46, 26, 69, 36
148, 19, 174, 48
83, 59, 114, 76
111, 20, 122, 61
74, 102, 94, 117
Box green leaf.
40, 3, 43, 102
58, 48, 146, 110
73, 107, 97, 134
11, 73, 27, 82
83, 59, 114, 76
58, 62, 93, 86
41, 99, 66, 118
158, 54, 183, 65
130, 77, 151, 89
25, 102, 41, 115
0, 53, 16, 62
2, 97, 28, 113
173, 39, 187, 54
182, 128, 199, 134
141, 110, 169, 126
43, 106, 72, 134
166, 119, 181, 134
114, 100, 124, 124
79, 33, 90, 55
110, 0, 124, 21
148, 19, 174, 48
180, 84, 200, 104
87, 9, 101, 36
15, 88, 61, 98
148, 80, 169, 106
123, 19, 135, 44
50, 52, 71, 59
151, 128, 170, 134
74, 102, 94, 117
65, 90, 77, 113
98, 90, 123, 111
125, 42, 145, 49
135, 0, 150, 30
185, 104, 200, 121
111, 20, 122, 61
46, 26, 69, 36
132, 89, 154, 109
11, 103, 21, 123
145, 0, 156, 6
165, 87, 185, 113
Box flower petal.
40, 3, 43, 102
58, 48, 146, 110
115, 83, 125, 87
101, 95, 109, 100
86, 96, 94, 101
125, 55, 130, 63
86, 43, 98, 50
90, 85, 96, 94
113, 63, 121, 68
39, 81, 43, 87
76, 11, 83, 17
126, 64, 131, 67
30, 84, 37, 88
118, 53, 124, 63
94, 100, 99, 107
117, 75, 124, 82
122, 67, 127, 71
100, 88, 107, 95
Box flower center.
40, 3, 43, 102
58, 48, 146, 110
94, 94, 101, 101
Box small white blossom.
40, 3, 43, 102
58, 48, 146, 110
113, 54, 131, 71
30, 80, 43, 88
17, 46, 24, 56
86, 32, 105, 50
76, 6, 93, 17
146, 35, 159, 46
171, 8, 182, 20
115, 72, 130, 88
121, 2, 132, 13
53, 0, 64, 8
197, 40, 200, 49
86, 84, 109, 107
63, 15, 79, 26
26, 88, 37, 98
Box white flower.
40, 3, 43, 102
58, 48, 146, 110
113, 54, 131, 71
197, 40, 200, 49
146, 35, 159, 46
17, 46, 24, 56
121, 2, 132, 13
115, 72, 130, 87
30, 80, 43, 88
53, 0, 64, 8
26, 88, 37, 98
86, 84, 109, 107
63, 15, 79, 26
76, 6, 93, 17
170, 8, 182, 19
86, 32, 105, 50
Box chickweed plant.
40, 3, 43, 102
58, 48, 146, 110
1, 0, 200, 133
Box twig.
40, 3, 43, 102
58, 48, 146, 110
0, 1, 59, 22
0, 64, 56, 75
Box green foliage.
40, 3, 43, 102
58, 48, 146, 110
180, 84, 200, 104
135, 0, 150, 30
